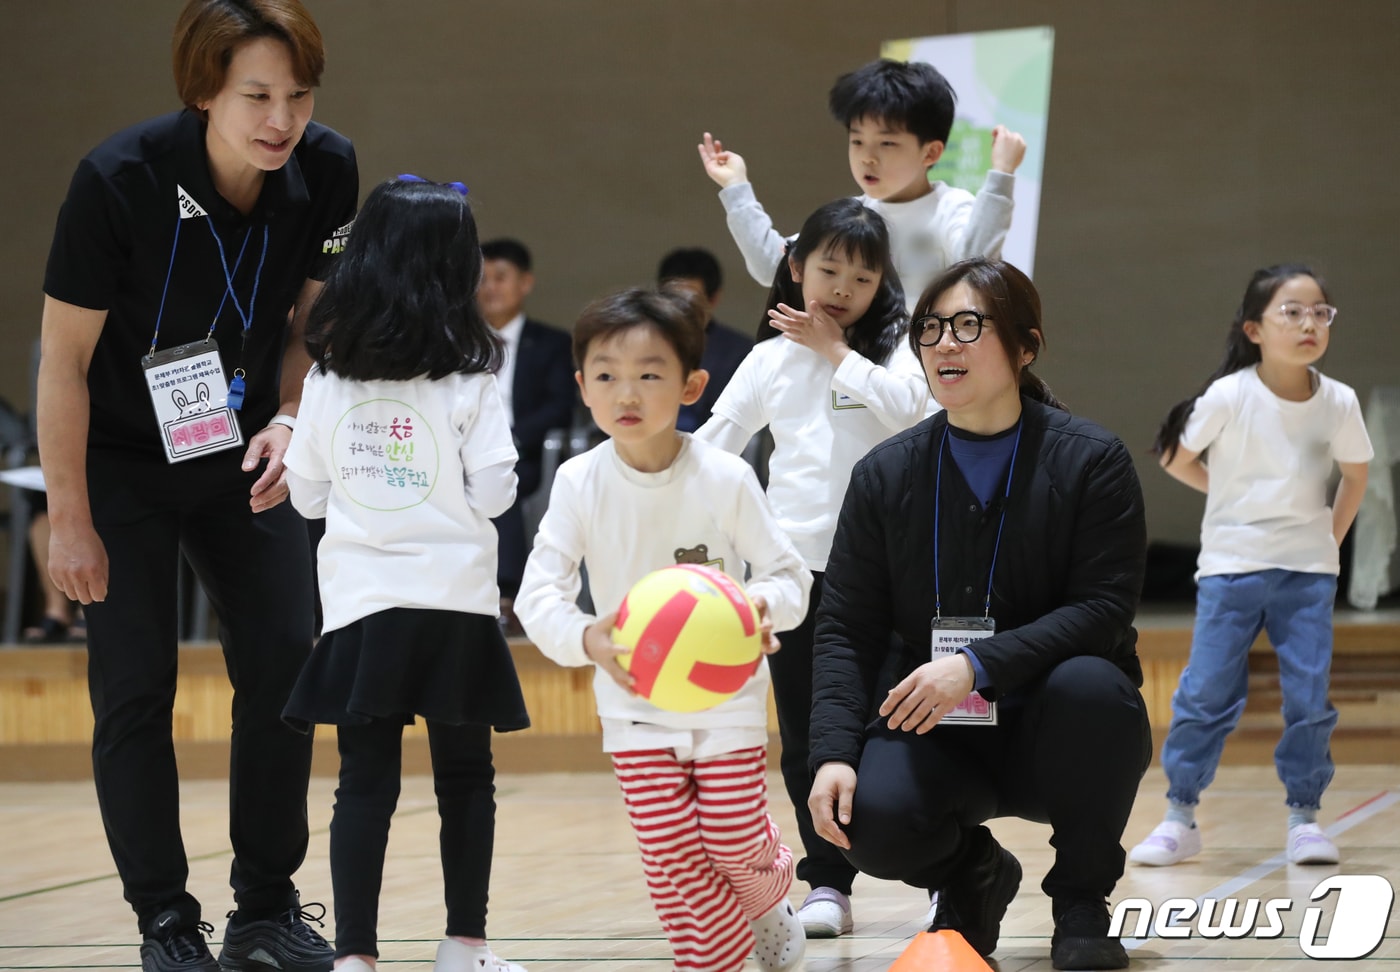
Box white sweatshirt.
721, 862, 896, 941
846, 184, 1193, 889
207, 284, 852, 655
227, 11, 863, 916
697, 337, 938, 571
515, 434, 811, 746
719, 172, 1015, 312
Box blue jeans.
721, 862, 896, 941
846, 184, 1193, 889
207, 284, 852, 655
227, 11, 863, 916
1161, 570, 1338, 810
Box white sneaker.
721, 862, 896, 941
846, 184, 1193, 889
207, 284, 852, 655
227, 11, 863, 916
796, 886, 852, 938
1128, 820, 1202, 866
433, 939, 527, 972
751, 899, 805, 971
1287, 823, 1340, 865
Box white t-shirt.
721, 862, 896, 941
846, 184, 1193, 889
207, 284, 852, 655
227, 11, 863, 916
697, 337, 939, 571
514, 435, 811, 748
285, 367, 519, 632
1181, 366, 1373, 577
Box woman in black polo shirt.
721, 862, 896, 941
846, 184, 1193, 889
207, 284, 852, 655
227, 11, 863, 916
807, 259, 1152, 971
37, 3, 356, 970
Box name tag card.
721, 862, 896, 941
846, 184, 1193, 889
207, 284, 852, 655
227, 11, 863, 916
931, 616, 998, 726
142, 339, 243, 464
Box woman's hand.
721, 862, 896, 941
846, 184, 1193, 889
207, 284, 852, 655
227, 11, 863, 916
768, 301, 850, 367
879, 653, 976, 733
49, 521, 109, 605
583, 612, 636, 693
752, 594, 780, 654
809, 762, 857, 850
243, 424, 292, 512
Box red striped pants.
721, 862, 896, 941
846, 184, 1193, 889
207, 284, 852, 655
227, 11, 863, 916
612, 747, 795, 972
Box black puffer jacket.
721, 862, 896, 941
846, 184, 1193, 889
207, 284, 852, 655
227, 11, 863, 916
810, 399, 1147, 771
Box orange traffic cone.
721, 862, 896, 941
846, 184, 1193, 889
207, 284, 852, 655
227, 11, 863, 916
888, 929, 994, 971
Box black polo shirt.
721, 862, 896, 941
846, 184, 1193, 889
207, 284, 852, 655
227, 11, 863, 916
44, 109, 358, 466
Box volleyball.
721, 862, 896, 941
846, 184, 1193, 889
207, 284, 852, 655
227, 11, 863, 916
613, 564, 763, 712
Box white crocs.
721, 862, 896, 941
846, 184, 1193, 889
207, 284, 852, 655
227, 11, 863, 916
750, 899, 805, 971
796, 886, 852, 938
1287, 823, 1340, 865
433, 939, 527, 972
1128, 820, 1202, 866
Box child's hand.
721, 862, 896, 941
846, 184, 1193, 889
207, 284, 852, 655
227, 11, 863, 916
698, 132, 748, 188
752, 594, 781, 655
768, 301, 850, 367
990, 125, 1026, 174
583, 612, 636, 693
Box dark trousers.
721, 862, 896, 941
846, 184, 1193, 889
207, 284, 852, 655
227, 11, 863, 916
330, 719, 497, 957
842, 655, 1152, 902
84, 458, 316, 932
768, 572, 857, 894
493, 497, 526, 601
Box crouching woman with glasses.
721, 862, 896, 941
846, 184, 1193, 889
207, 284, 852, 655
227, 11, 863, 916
807, 258, 1152, 970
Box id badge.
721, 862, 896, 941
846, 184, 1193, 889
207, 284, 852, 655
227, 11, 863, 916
930, 616, 998, 726
142, 339, 244, 464
831, 390, 867, 410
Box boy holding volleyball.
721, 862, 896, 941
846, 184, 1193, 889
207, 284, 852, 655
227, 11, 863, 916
516, 287, 811, 972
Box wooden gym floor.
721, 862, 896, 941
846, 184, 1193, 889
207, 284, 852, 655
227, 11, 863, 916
1, 764, 1396, 970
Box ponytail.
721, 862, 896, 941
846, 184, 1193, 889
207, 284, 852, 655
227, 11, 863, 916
1153, 263, 1321, 461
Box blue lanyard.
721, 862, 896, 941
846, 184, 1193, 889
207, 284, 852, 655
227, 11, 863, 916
932, 420, 1024, 619
148, 211, 268, 357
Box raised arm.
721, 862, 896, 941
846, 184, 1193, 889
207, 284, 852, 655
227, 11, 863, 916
699, 133, 789, 287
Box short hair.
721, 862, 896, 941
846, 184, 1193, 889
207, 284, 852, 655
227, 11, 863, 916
573, 286, 707, 374
480, 238, 532, 274
305, 178, 503, 382
828, 58, 957, 145
173, 0, 325, 112
657, 248, 723, 299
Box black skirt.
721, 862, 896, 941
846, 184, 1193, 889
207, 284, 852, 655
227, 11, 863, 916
283, 607, 530, 733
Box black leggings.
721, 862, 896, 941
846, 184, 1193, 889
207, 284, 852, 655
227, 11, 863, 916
330, 719, 497, 957
841, 655, 1152, 901
767, 572, 858, 894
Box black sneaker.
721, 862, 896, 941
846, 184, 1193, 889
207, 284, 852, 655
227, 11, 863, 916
217, 902, 333, 972
1051, 897, 1129, 970
928, 825, 1023, 956
140, 909, 219, 972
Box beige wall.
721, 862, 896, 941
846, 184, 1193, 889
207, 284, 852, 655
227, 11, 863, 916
3, 0, 1396, 544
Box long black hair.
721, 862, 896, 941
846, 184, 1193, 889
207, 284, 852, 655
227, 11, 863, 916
305, 178, 503, 381
910, 258, 1065, 411
758, 197, 906, 364
1153, 263, 1325, 461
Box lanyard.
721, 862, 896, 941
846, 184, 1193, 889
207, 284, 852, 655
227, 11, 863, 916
932, 420, 1024, 619
148, 212, 269, 357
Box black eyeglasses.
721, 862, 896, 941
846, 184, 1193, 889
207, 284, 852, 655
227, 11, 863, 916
914, 311, 993, 346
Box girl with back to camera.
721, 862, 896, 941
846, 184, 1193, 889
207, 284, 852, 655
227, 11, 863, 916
281, 177, 529, 972
696, 196, 937, 937
1130, 264, 1372, 869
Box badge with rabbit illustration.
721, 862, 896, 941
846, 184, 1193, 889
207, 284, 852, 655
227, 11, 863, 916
142, 338, 243, 463
674, 544, 723, 572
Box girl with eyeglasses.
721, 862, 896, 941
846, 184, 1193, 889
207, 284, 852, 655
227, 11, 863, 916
1131, 264, 1372, 870
281, 177, 529, 972
808, 258, 1153, 970
695, 196, 936, 938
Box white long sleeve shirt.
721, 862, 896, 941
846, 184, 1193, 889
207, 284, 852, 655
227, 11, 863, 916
285, 367, 518, 632
696, 337, 938, 571
719, 172, 1015, 313
515, 434, 811, 746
